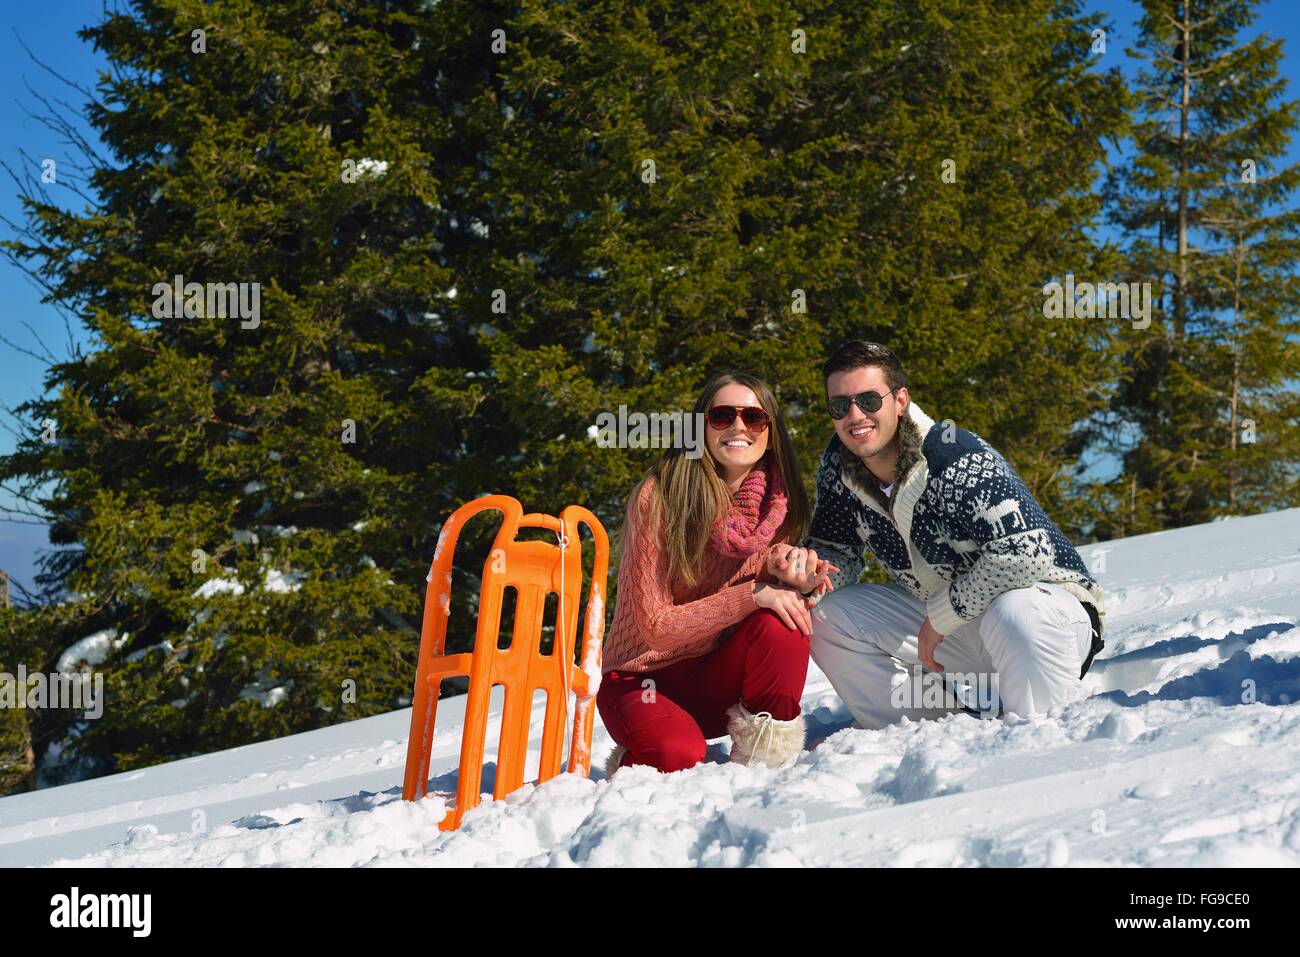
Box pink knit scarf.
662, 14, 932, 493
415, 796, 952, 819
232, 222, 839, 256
709, 457, 788, 558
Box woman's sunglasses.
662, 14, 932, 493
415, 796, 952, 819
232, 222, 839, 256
706, 405, 771, 433
828, 388, 897, 420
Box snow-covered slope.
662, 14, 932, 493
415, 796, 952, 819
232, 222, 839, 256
3, 508, 1299, 867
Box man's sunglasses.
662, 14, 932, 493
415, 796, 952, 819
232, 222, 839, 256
706, 405, 771, 433
827, 388, 897, 420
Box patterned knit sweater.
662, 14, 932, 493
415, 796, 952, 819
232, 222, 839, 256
805, 402, 1106, 639
602, 478, 781, 674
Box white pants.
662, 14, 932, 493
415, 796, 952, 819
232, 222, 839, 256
810, 582, 1095, 730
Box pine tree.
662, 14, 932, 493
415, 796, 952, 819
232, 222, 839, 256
2, 0, 462, 785
1, 0, 1129, 791
1102, 0, 1300, 535
444, 0, 1127, 542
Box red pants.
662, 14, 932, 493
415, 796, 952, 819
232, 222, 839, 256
597, 609, 811, 772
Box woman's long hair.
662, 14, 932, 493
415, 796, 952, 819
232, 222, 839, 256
634, 372, 809, 587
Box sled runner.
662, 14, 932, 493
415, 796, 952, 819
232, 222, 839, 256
401, 494, 609, 831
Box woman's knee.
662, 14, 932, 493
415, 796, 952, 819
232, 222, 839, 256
598, 675, 707, 773
617, 709, 708, 772
737, 608, 811, 660
740, 607, 807, 641
637, 734, 707, 773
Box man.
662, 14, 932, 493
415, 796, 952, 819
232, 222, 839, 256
770, 340, 1105, 729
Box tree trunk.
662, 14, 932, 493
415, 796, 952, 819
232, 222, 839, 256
1176, 1, 1192, 346
1228, 236, 1244, 512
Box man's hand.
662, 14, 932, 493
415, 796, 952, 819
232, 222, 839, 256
767, 545, 840, 595
917, 616, 947, 672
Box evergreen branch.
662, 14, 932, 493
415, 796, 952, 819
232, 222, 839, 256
10, 27, 103, 106
4, 573, 43, 610
0, 512, 47, 527
16, 147, 99, 208
0, 256, 90, 353
0, 204, 95, 339
6, 149, 52, 208
0, 408, 30, 443
18, 321, 58, 364
0, 331, 54, 365
1187, 53, 1236, 79
16, 76, 110, 176
0, 485, 52, 520
1188, 13, 1223, 32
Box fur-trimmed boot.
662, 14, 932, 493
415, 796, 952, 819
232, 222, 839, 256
603, 744, 629, 778
725, 702, 805, 769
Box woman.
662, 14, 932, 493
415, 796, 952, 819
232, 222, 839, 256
598, 372, 834, 775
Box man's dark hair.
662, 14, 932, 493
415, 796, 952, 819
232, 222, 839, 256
822, 340, 908, 392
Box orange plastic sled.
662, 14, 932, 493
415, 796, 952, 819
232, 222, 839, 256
402, 494, 609, 830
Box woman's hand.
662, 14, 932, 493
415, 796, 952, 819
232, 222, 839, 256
753, 582, 815, 635
767, 545, 839, 595
766, 543, 796, 580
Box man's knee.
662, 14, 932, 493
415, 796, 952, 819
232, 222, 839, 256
810, 611, 858, 672
981, 586, 1058, 644
810, 589, 858, 643
812, 589, 905, 661
809, 628, 834, 670
980, 585, 1088, 698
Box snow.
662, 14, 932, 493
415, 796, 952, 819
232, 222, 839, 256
432, 518, 454, 563
192, 576, 243, 599
55, 629, 127, 673
581, 589, 604, 697
190, 565, 303, 597
125, 640, 174, 663
261, 568, 304, 593
239, 669, 292, 709
4, 508, 1300, 867
355, 158, 388, 178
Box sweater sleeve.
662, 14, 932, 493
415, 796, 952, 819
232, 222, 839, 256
923, 449, 1068, 635
802, 445, 866, 598
619, 483, 760, 653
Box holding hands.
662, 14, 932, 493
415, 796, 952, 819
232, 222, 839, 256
766, 543, 839, 598
751, 545, 839, 636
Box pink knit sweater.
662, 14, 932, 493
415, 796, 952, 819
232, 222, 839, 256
601, 478, 783, 674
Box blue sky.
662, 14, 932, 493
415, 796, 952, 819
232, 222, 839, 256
0, 0, 113, 599
2, 0, 1299, 599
